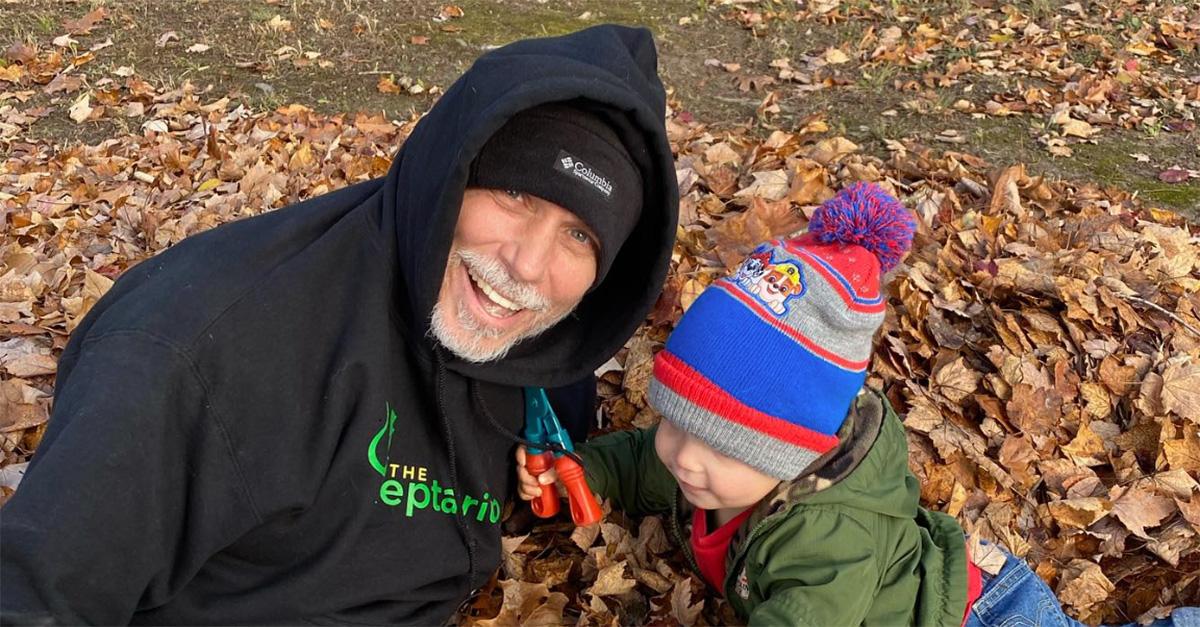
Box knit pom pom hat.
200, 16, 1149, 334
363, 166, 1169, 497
648, 182, 916, 480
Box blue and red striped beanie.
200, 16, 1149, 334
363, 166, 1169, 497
648, 182, 916, 480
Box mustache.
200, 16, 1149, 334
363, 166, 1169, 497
456, 249, 550, 312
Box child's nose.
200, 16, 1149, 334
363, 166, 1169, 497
672, 436, 706, 473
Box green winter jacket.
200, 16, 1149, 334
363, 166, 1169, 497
578, 388, 969, 627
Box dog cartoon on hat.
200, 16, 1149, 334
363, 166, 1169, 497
747, 261, 805, 315
734, 247, 774, 286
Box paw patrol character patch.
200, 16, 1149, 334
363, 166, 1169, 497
733, 246, 772, 286
742, 258, 805, 315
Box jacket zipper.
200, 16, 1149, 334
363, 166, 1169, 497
721, 512, 780, 599
668, 491, 703, 577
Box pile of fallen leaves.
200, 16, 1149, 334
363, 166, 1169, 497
3, 11, 1200, 626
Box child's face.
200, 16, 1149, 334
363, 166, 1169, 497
654, 418, 782, 512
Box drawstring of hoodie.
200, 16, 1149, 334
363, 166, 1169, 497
431, 345, 478, 591
468, 382, 586, 468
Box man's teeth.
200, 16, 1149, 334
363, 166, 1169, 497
468, 268, 522, 312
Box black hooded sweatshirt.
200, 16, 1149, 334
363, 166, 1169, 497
0, 25, 677, 625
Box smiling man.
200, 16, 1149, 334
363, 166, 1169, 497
432, 103, 644, 364
0, 25, 677, 625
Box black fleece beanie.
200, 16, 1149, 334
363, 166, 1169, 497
468, 103, 644, 287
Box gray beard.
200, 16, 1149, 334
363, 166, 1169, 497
428, 295, 571, 364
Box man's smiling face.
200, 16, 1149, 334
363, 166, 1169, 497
429, 188, 599, 363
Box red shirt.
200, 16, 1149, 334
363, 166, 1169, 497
691, 507, 755, 593
963, 551, 983, 626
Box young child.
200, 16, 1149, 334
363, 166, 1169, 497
516, 183, 1199, 627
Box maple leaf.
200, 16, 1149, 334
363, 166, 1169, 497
1160, 360, 1200, 425
1110, 484, 1177, 539
669, 579, 704, 626
932, 356, 979, 404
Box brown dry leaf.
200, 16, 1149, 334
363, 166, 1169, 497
438, 5, 465, 19
500, 533, 529, 580
822, 47, 851, 64
4, 42, 36, 63
621, 333, 655, 407
377, 75, 403, 94
632, 567, 672, 594
265, 15, 293, 32
68, 93, 93, 123
806, 137, 858, 165
989, 165, 1024, 216
0, 379, 49, 433
1177, 494, 1200, 534
1006, 383, 1060, 436
1162, 424, 1200, 473
703, 142, 740, 167
1062, 421, 1108, 467
670, 579, 704, 626
1056, 559, 1115, 612
1160, 359, 1200, 425
788, 159, 833, 205
733, 169, 789, 201
0, 338, 57, 378
635, 516, 672, 557
932, 357, 979, 404
1045, 497, 1112, 530
62, 7, 108, 35
571, 523, 601, 551
742, 197, 805, 244
1110, 484, 1177, 539
1080, 382, 1112, 419
966, 534, 1007, 576
474, 579, 567, 627
0, 64, 26, 84
679, 278, 705, 313
591, 562, 637, 597
1145, 524, 1197, 567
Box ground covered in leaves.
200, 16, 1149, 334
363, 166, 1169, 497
2, 2, 1200, 626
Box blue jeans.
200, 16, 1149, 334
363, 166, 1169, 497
965, 548, 1200, 627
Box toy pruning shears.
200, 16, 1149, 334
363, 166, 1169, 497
522, 387, 602, 526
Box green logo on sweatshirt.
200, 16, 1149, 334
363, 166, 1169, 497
367, 403, 501, 524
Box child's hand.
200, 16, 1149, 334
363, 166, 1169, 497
514, 445, 558, 501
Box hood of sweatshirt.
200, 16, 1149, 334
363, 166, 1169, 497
379, 24, 679, 388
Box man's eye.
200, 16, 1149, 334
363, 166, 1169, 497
569, 229, 591, 244
504, 189, 522, 200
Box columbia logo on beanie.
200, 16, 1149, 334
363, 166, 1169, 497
556, 149, 614, 198
648, 182, 916, 480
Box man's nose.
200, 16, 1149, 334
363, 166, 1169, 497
502, 215, 556, 284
